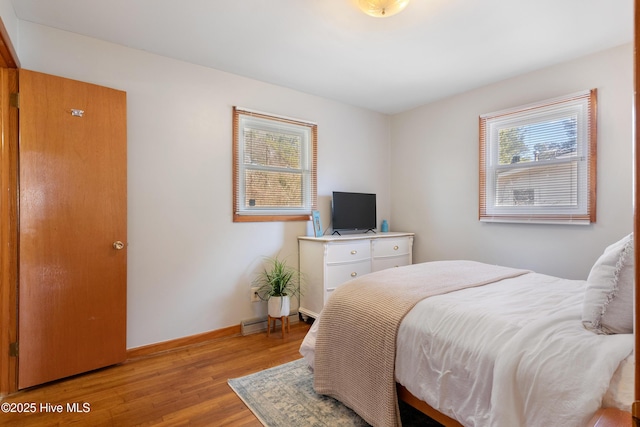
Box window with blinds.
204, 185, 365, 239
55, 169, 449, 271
479, 90, 596, 224
233, 107, 317, 222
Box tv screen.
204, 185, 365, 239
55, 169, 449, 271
332, 191, 376, 232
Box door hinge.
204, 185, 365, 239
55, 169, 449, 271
9, 92, 18, 108
9, 341, 18, 357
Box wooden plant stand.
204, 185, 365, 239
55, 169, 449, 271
267, 315, 289, 338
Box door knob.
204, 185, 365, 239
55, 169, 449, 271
113, 241, 125, 250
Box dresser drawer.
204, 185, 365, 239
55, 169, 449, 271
373, 237, 411, 258
373, 254, 411, 271
325, 260, 371, 293
326, 241, 371, 263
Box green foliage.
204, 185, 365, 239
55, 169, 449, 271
498, 127, 527, 165
254, 256, 303, 300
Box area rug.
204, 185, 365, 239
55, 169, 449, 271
228, 358, 442, 427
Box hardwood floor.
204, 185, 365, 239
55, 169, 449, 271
0, 321, 312, 426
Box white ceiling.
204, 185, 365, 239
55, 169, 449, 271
10, 0, 634, 114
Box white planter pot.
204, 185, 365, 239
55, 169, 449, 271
268, 296, 290, 318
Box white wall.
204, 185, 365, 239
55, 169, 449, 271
15, 21, 392, 348
391, 43, 633, 279
10, 18, 634, 348
0, 0, 17, 50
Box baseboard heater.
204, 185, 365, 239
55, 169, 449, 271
241, 313, 299, 336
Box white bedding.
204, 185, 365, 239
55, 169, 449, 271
300, 272, 634, 427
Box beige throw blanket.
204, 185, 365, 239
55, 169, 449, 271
313, 260, 530, 427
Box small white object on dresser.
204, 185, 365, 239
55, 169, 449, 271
298, 232, 414, 319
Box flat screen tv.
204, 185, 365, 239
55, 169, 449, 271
331, 191, 376, 233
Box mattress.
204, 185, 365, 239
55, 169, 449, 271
300, 272, 634, 427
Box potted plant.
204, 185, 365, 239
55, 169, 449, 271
254, 255, 302, 318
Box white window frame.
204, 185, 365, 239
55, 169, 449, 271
479, 90, 597, 225
233, 107, 317, 222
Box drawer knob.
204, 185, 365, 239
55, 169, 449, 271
351, 272, 357, 277
393, 245, 399, 250
350, 250, 357, 255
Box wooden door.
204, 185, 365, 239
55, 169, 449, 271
18, 69, 127, 389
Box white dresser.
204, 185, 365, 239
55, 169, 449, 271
298, 232, 414, 319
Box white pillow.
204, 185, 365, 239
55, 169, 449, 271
582, 233, 634, 335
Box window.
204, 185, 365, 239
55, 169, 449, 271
479, 90, 596, 224
233, 107, 317, 222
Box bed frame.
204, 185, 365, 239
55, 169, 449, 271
397, 384, 463, 427
398, 383, 633, 427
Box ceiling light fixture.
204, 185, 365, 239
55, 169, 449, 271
357, 0, 410, 18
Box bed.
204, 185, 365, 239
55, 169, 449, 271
299, 234, 635, 427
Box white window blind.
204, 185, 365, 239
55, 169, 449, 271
479, 90, 596, 224
233, 107, 317, 222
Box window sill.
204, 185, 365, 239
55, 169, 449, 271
233, 214, 311, 223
